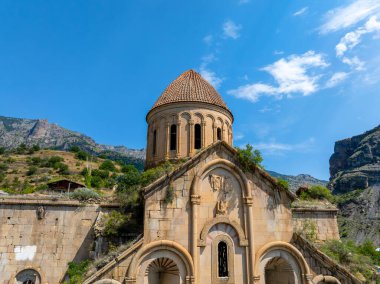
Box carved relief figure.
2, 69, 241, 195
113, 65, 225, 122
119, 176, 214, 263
36, 206, 46, 220
216, 200, 228, 215
209, 174, 224, 192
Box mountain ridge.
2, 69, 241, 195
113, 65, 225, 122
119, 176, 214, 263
0, 115, 145, 169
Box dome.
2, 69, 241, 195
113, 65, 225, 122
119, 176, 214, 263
149, 69, 231, 115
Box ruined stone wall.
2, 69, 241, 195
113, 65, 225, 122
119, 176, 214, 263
292, 208, 340, 242
0, 197, 117, 284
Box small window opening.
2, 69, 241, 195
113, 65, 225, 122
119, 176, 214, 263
217, 128, 222, 141
218, 241, 228, 277
153, 130, 157, 155
194, 124, 201, 149
170, 124, 177, 151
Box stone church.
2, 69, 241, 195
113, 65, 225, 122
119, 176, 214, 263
0, 70, 361, 284
84, 70, 360, 284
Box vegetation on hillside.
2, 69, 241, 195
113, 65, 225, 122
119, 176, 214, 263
318, 240, 380, 282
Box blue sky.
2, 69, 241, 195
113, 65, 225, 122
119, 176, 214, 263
1, 0, 380, 180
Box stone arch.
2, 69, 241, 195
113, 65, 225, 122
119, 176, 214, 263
193, 112, 204, 124
254, 241, 311, 284
206, 113, 215, 123
191, 158, 251, 198
93, 280, 122, 284
11, 267, 44, 284
127, 240, 194, 282
198, 216, 248, 247
180, 112, 191, 121
313, 275, 342, 284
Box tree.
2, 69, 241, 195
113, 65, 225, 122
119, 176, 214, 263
99, 160, 116, 172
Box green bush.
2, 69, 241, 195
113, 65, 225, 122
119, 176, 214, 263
65, 259, 90, 284
235, 144, 263, 171
69, 188, 100, 201
91, 169, 109, 179
333, 189, 364, 205
0, 163, 8, 172
75, 150, 90, 161
277, 178, 289, 190
320, 239, 380, 281
164, 186, 175, 204
0, 147, 5, 154
300, 185, 333, 202
99, 160, 117, 172
28, 144, 40, 154
102, 211, 130, 238
57, 163, 70, 175
26, 166, 38, 176
69, 145, 81, 153
140, 162, 174, 186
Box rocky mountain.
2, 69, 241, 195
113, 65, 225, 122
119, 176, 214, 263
328, 125, 380, 245
267, 171, 327, 192
329, 125, 380, 193
0, 115, 145, 168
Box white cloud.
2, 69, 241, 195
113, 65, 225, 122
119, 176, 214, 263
223, 20, 242, 39
320, 0, 380, 34
228, 51, 329, 102
199, 66, 223, 89
293, 7, 308, 16
234, 133, 245, 141
325, 72, 349, 88
342, 56, 365, 70
253, 137, 315, 155
203, 34, 213, 45
228, 83, 278, 102
336, 16, 380, 56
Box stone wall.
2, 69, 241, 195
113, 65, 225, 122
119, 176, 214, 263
292, 208, 340, 242
292, 234, 361, 284
0, 197, 118, 284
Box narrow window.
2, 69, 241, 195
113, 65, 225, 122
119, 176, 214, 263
217, 128, 222, 141
170, 124, 177, 151
194, 124, 201, 149
218, 241, 228, 277
153, 130, 157, 155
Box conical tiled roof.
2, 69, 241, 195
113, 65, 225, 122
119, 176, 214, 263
150, 69, 231, 114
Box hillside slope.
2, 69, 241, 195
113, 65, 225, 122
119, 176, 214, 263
0, 115, 145, 168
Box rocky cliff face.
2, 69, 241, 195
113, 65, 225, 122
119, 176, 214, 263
328, 125, 380, 245
329, 125, 380, 193
0, 115, 145, 164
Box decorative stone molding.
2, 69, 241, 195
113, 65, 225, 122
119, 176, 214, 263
243, 196, 253, 206
127, 240, 195, 280
312, 275, 342, 284
198, 216, 248, 247
252, 275, 261, 283
212, 234, 235, 284
190, 194, 201, 205
254, 241, 311, 282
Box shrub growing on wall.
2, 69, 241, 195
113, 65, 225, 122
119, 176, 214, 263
235, 144, 263, 171
300, 185, 333, 202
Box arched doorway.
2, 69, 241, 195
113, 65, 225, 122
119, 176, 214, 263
15, 269, 41, 284
146, 257, 180, 284
265, 257, 296, 284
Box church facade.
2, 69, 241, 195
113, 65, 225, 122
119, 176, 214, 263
85, 70, 361, 284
